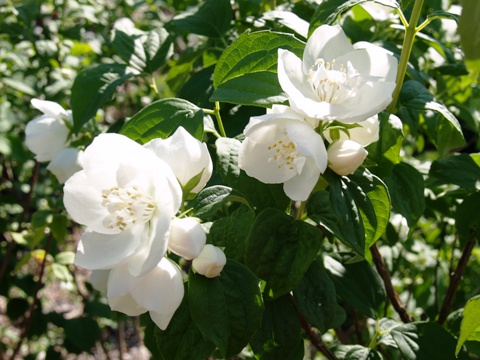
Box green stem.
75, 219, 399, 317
295, 201, 307, 220
387, 0, 425, 113
204, 102, 227, 137
150, 75, 159, 95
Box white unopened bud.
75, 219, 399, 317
327, 140, 368, 176
168, 217, 206, 260
192, 244, 226, 278
47, 148, 84, 183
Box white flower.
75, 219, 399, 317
277, 25, 397, 123
47, 148, 84, 184
192, 244, 226, 278
238, 105, 327, 201
144, 127, 213, 195
327, 139, 368, 176
324, 115, 380, 147
25, 99, 71, 162
168, 217, 206, 260
63, 133, 182, 276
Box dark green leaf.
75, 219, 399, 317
64, 317, 100, 351
455, 192, 480, 246
170, 0, 233, 38
110, 30, 147, 71
429, 154, 480, 190
144, 28, 174, 73
6, 297, 29, 321
50, 214, 68, 244
71, 64, 137, 132
365, 112, 404, 178
190, 185, 251, 219
245, 208, 323, 300
309, 0, 399, 32
189, 260, 264, 358
119, 98, 204, 144
324, 254, 386, 319
399, 80, 465, 156
250, 295, 303, 360
458, 0, 480, 77
385, 162, 425, 227
208, 206, 255, 262
344, 345, 383, 360
391, 322, 471, 360
293, 259, 337, 333
155, 284, 216, 360
211, 31, 305, 107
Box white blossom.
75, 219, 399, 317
47, 148, 84, 184
327, 139, 368, 176
324, 115, 380, 147
144, 127, 213, 194
63, 133, 182, 276
192, 244, 226, 278
168, 217, 206, 260
25, 99, 71, 162
238, 105, 327, 201
277, 25, 397, 123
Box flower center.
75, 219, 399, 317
101, 185, 156, 231
267, 135, 306, 174
308, 59, 362, 105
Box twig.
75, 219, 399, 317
370, 244, 413, 323
437, 237, 477, 325
9, 233, 53, 360
0, 233, 15, 285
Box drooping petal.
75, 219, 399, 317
47, 148, 84, 184
74, 225, 146, 270
286, 122, 328, 172
109, 293, 147, 316
127, 212, 171, 277
302, 25, 354, 72
131, 258, 185, 330
107, 263, 137, 298
283, 157, 323, 201
31, 99, 67, 119
168, 217, 206, 260
89, 269, 110, 294
25, 116, 70, 162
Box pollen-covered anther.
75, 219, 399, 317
267, 136, 303, 171
101, 185, 157, 231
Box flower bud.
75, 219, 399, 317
192, 244, 226, 278
144, 127, 213, 194
47, 148, 84, 183
327, 140, 368, 176
168, 217, 206, 260
25, 99, 71, 162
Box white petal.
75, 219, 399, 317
74, 225, 145, 270
286, 122, 328, 171
107, 263, 137, 298
328, 140, 368, 175
283, 157, 322, 201
168, 217, 206, 260
302, 25, 354, 73
263, 10, 309, 38
192, 245, 226, 278
127, 213, 171, 277
278, 49, 315, 104
335, 47, 397, 81
31, 99, 66, 119
89, 269, 110, 294
47, 148, 84, 184
109, 293, 147, 316
132, 258, 185, 330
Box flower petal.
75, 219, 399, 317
278, 49, 314, 104
109, 293, 147, 316
31, 99, 66, 119
25, 116, 69, 162
283, 157, 322, 201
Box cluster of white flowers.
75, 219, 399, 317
25, 99, 84, 183
63, 127, 227, 329
239, 25, 398, 200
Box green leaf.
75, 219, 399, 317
250, 295, 303, 360
399, 80, 465, 157
324, 254, 386, 319
208, 206, 255, 262
344, 345, 383, 360
322, 171, 365, 255
144, 28, 174, 73
170, 0, 233, 38
455, 192, 480, 246
188, 260, 264, 358
211, 30, 305, 107
458, 0, 480, 79
2, 77, 37, 96
457, 295, 480, 356
155, 284, 216, 360
391, 322, 470, 360
110, 30, 147, 72
190, 185, 251, 219
119, 98, 204, 144
215, 137, 290, 212
245, 208, 323, 300
365, 112, 404, 178
71, 64, 137, 133
64, 317, 100, 352
293, 259, 337, 333
429, 154, 480, 190
309, 0, 399, 32
385, 162, 425, 227
55, 251, 75, 265
50, 214, 68, 243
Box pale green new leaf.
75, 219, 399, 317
456, 295, 480, 356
